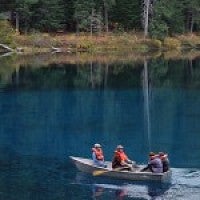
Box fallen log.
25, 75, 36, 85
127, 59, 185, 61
0, 43, 15, 52
51, 46, 62, 53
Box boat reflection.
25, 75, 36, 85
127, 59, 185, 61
147, 183, 170, 200
92, 183, 170, 200
74, 172, 171, 200
92, 185, 104, 199
115, 188, 127, 200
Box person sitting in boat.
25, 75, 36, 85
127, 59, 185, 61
112, 145, 135, 171
141, 152, 163, 173
159, 152, 169, 172
92, 143, 107, 168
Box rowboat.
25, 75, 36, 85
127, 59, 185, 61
70, 156, 172, 182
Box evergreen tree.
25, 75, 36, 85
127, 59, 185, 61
183, 0, 200, 32
111, 0, 141, 31
102, 0, 115, 32
0, 0, 15, 12
74, 0, 95, 32
15, 0, 38, 32
63, 0, 75, 31
31, 0, 65, 32
90, 9, 103, 35
0, 0, 200, 35
149, 0, 185, 39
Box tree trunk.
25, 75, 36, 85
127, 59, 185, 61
90, 9, 94, 37
0, 44, 15, 52
76, 20, 80, 36
186, 9, 194, 33
103, 1, 109, 33
190, 12, 194, 33
144, 0, 150, 38
15, 12, 20, 34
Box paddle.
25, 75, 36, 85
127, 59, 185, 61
93, 166, 131, 176
93, 169, 110, 176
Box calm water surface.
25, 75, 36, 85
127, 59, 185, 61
0, 55, 200, 199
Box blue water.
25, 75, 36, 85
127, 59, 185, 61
0, 58, 200, 199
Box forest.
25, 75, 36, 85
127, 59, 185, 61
0, 0, 200, 39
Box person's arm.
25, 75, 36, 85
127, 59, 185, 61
115, 154, 124, 166
101, 151, 105, 161
92, 152, 97, 162
125, 154, 136, 165
149, 159, 156, 166
127, 159, 135, 164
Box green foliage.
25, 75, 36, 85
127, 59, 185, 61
0, 0, 15, 12
15, 0, 37, 32
32, 0, 65, 32
149, 20, 169, 39
29, 33, 52, 47
103, 0, 116, 8
74, 0, 96, 31
163, 37, 181, 49
111, 0, 141, 30
149, 0, 185, 39
14, 0, 65, 32
0, 0, 200, 36
183, 0, 200, 32
0, 21, 15, 44
145, 39, 162, 49
63, 0, 75, 30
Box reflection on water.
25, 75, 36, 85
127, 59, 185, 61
0, 55, 200, 90
72, 169, 200, 200
0, 55, 200, 199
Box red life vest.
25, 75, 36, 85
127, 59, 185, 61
115, 151, 128, 162
92, 148, 104, 160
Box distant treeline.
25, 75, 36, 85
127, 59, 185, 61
1, 0, 200, 38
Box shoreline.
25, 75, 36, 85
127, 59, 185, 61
1, 33, 200, 55
1, 49, 200, 69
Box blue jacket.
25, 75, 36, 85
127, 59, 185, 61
149, 158, 163, 173
92, 152, 105, 167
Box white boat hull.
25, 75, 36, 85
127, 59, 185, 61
70, 156, 172, 182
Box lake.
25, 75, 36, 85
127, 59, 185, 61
0, 53, 200, 199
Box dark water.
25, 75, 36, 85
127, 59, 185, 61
0, 56, 200, 199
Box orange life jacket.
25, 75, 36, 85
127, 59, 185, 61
92, 148, 104, 160
115, 151, 128, 162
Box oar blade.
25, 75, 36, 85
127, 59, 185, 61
92, 170, 108, 176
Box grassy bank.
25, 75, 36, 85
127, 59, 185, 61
11, 32, 200, 54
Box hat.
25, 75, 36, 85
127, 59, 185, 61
117, 145, 124, 149
94, 143, 101, 148
159, 152, 165, 156
149, 152, 155, 156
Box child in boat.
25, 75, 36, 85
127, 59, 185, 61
141, 152, 163, 173
112, 145, 135, 171
92, 143, 107, 168
159, 152, 170, 172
